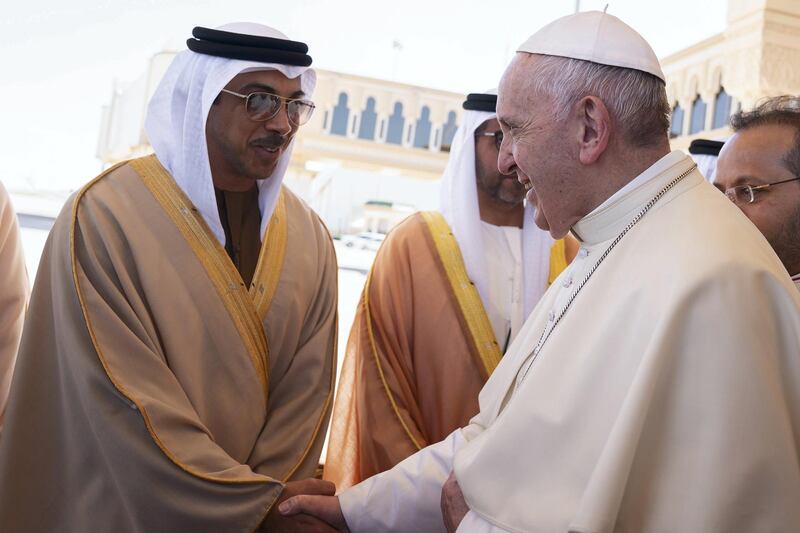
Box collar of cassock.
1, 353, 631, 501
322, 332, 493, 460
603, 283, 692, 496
571, 151, 695, 245
186, 26, 313, 66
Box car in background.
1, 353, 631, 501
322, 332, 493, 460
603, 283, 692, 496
339, 231, 385, 252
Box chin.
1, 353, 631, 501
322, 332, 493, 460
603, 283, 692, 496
248, 161, 279, 180
533, 207, 550, 232
498, 193, 526, 206
526, 188, 539, 207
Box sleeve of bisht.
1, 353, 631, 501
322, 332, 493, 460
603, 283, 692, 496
0, 191, 283, 533
324, 227, 429, 489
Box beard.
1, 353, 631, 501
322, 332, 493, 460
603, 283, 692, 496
479, 173, 526, 206
771, 205, 800, 275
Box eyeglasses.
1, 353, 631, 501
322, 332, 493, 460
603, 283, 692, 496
220, 89, 316, 126
723, 176, 800, 204
475, 130, 504, 150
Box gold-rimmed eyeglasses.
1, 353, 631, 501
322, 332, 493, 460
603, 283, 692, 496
220, 89, 316, 126
723, 176, 800, 204
475, 130, 504, 150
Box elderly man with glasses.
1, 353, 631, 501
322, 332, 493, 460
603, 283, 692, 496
323, 91, 577, 491
716, 95, 800, 290
0, 23, 338, 533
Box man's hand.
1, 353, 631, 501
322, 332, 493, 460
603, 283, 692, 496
262, 479, 339, 532
441, 471, 469, 533
279, 491, 350, 532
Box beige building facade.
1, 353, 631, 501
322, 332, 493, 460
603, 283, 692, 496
96, 0, 800, 231
664, 0, 800, 149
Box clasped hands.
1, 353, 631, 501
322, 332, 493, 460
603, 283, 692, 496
272, 470, 468, 533
263, 478, 347, 532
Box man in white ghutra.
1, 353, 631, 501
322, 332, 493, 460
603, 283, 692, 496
280, 10, 800, 533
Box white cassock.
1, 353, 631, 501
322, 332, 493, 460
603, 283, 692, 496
339, 151, 800, 532
0, 181, 29, 434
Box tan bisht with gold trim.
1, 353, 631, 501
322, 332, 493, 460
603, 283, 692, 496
0, 181, 28, 435
324, 212, 573, 489
0, 155, 337, 532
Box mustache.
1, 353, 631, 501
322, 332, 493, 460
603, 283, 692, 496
251, 133, 288, 149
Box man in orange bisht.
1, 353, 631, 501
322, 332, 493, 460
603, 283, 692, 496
324, 91, 576, 489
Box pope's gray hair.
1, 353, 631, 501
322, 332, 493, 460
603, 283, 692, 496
526, 54, 670, 147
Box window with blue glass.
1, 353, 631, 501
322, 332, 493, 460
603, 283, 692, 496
712, 87, 732, 130
330, 92, 350, 136
440, 111, 458, 151
358, 97, 378, 140
670, 103, 684, 138
413, 106, 432, 148
689, 95, 707, 135
386, 102, 405, 145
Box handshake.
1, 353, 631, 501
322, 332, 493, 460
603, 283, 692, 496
263, 470, 469, 532
262, 478, 348, 532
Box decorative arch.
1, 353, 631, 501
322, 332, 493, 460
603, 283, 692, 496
413, 106, 432, 148
330, 92, 350, 136
440, 111, 458, 151
670, 102, 685, 138
386, 102, 405, 145
358, 97, 378, 140
712, 86, 732, 129
689, 95, 707, 135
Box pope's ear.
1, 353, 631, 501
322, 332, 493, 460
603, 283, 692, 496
574, 96, 611, 165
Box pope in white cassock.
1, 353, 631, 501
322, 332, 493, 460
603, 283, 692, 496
281, 11, 800, 533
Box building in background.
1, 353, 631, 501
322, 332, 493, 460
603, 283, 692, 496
664, 0, 800, 149
95, 0, 800, 234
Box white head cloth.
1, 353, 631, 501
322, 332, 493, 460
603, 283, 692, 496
439, 94, 553, 318
691, 153, 720, 183
144, 22, 316, 245
688, 139, 727, 183
517, 10, 665, 82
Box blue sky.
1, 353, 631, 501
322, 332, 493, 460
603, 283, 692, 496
0, 0, 727, 191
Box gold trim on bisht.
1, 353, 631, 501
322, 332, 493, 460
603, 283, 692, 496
130, 155, 272, 404
548, 238, 569, 285
421, 211, 502, 377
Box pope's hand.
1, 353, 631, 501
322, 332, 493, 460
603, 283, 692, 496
279, 491, 350, 532
262, 479, 339, 532
441, 471, 469, 533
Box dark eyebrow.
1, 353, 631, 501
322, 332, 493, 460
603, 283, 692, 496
239, 82, 275, 93
239, 82, 306, 99
733, 174, 768, 186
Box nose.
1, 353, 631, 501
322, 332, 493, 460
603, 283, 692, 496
497, 135, 516, 175
265, 103, 293, 136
